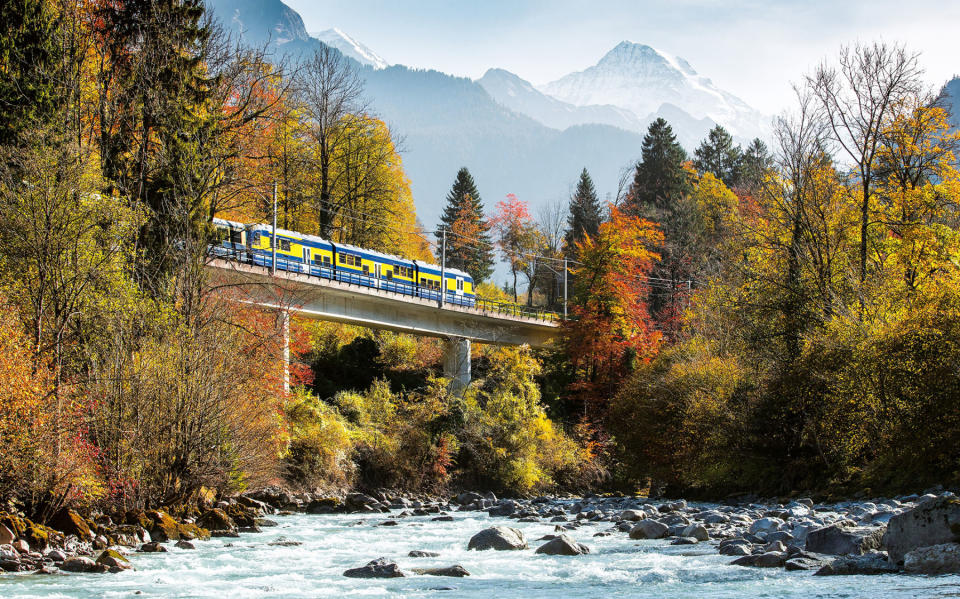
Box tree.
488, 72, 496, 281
0, 0, 60, 147
491, 194, 543, 303
739, 138, 774, 191
563, 206, 663, 417
808, 42, 924, 310
437, 168, 495, 282
693, 125, 742, 188
624, 118, 689, 214
300, 44, 366, 238
564, 168, 602, 258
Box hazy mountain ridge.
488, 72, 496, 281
310, 28, 389, 69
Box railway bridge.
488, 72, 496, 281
206, 257, 562, 390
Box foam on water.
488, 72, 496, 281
2, 510, 960, 598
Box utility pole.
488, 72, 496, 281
563, 258, 568, 320
271, 181, 278, 276
439, 227, 447, 308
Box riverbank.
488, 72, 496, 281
2, 487, 960, 586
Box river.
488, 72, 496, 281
3, 509, 959, 598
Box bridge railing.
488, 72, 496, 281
209, 244, 563, 323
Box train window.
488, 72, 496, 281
280, 239, 291, 252
385, 270, 393, 280
323, 255, 331, 266
339, 254, 361, 267
396, 265, 413, 279
362, 265, 369, 275
230, 229, 243, 244
250, 232, 260, 245
457, 279, 463, 291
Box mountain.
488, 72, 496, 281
540, 41, 768, 141
477, 68, 642, 133
208, 0, 317, 50
310, 28, 389, 69
944, 77, 960, 130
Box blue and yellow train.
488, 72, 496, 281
211, 218, 476, 306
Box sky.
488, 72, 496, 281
285, 0, 960, 115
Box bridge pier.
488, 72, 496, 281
282, 310, 290, 394
443, 336, 471, 392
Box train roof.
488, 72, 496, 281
223, 220, 473, 280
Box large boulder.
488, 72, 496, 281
145, 510, 180, 542
749, 517, 784, 536
620, 510, 647, 522
535, 535, 590, 556
467, 526, 528, 551
0, 525, 13, 545
883, 496, 960, 564
805, 524, 885, 556
814, 553, 898, 576
904, 543, 960, 574
61, 556, 98, 573
343, 557, 405, 578
196, 508, 236, 535
629, 520, 668, 540
49, 510, 94, 541
96, 549, 132, 572
411, 565, 470, 577
681, 524, 710, 542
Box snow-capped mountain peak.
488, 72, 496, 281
310, 28, 389, 69
540, 41, 767, 140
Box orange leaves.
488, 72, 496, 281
563, 206, 663, 412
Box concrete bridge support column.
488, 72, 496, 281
443, 336, 471, 392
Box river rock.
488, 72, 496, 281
412, 565, 470, 577
903, 542, 960, 574
197, 508, 236, 535
46, 549, 67, 562
61, 556, 98, 573
749, 517, 784, 536
0, 524, 15, 545
487, 501, 517, 517
408, 550, 440, 557
175, 540, 196, 550
629, 520, 668, 540
535, 534, 590, 555
467, 526, 528, 551
883, 496, 960, 564
671, 536, 699, 545
805, 524, 884, 555
719, 542, 751, 556
814, 553, 898, 576
620, 510, 647, 521
755, 551, 787, 567
138, 542, 167, 553
681, 524, 709, 542
96, 549, 132, 572
785, 557, 826, 571
49, 509, 94, 541
343, 557, 405, 578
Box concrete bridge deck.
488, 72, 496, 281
206, 257, 562, 389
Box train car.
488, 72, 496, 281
213, 220, 475, 307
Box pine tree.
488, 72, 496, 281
96, 0, 218, 281
437, 168, 495, 282
739, 138, 773, 191
693, 125, 742, 188
564, 168, 602, 256
625, 118, 688, 214
0, 0, 60, 147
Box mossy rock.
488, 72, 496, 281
0, 513, 28, 538
50, 509, 94, 540
178, 522, 210, 541
196, 508, 236, 532
24, 524, 52, 550
145, 510, 180, 542
96, 549, 132, 571
224, 505, 257, 527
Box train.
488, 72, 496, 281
211, 218, 476, 307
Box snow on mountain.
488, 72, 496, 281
310, 28, 389, 70
540, 41, 768, 141
477, 68, 643, 132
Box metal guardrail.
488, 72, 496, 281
210, 244, 564, 323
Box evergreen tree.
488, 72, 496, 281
96, 0, 219, 282
0, 0, 60, 147
564, 168, 602, 256
739, 138, 774, 191
693, 125, 742, 188
437, 168, 495, 282
625, 118, 688, 214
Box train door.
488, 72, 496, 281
455, 276, 464, 305
374, 264, 382, 289
303, 248, 311, 274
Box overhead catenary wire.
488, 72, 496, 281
284, 198, 696, 289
